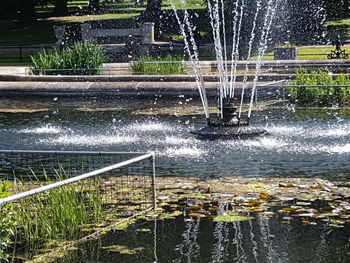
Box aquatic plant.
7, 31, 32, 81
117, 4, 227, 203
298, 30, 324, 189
30, 41, 106, 75
15, 171, 103, 246
131, 55, 185, 75
288, 67, 350, 105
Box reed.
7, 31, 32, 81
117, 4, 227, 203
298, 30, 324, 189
15, 170, 103, 246
131, 55, 186, 75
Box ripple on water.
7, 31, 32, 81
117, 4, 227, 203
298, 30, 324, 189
223, 137, 289, 152
266, 125, 306, 137
40, 134, 138, 146
162, 146, 207, 158
164, 136, 194, 145
267, 124, 350, 139
124, 122, 176, 133
321, 144, 350, 154
18, 124, 68, 134
317, 125, 350, 137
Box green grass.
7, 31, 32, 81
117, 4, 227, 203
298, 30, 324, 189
35, 0, 90, 14
0, 0, 349, 65
249, 46, 350, 61
15, 171, 103, 246
326, 18, 350, 26
163, 0, 206, 10
2, 45, 350, 67
326, 18, 350, 42
0, 0, 207, 46
131, 55, 186, 75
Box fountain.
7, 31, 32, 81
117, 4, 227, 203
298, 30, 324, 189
190, 98, 268, 140
170, 0, 281, 140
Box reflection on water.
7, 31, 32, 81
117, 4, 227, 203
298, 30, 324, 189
55, 215, 350, 263
0, 96, 350, 179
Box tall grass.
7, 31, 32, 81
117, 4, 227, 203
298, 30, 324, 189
30, 41, 106, 75
131, 55, 186, 75
15, 171, 103, 246
288, 67, 350, 106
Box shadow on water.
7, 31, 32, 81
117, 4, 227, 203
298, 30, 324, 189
55, 215, 350, 263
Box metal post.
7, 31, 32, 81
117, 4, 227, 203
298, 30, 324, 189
151, 153, 157, 210
282, 80, 286, 102
19, 45, 22, 62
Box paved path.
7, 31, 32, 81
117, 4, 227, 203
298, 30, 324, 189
1, 59, 350, 76
0, 66, 26, 75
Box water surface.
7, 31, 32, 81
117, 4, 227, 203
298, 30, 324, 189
55, 215, 350, 263
0, 95, 349, 180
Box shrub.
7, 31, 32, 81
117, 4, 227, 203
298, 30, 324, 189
31, 41, 106, 75
0, 180, 15, 262
288, 67, 350, 106
131, 55, 186, 75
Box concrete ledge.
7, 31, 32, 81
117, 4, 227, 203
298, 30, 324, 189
0, 74, 294, 82
0, 80, 286, 98
0, 81, 222, 96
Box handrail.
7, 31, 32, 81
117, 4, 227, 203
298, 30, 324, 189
0, 153, 154, 206
0, 149, 149, 156
256, 80, 287, 87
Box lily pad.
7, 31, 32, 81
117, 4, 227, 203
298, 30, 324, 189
137, 228, 151, 232
102, 245, 144, 254
158, 210, 182, 220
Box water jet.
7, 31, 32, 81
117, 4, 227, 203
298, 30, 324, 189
169, 0, 278, 140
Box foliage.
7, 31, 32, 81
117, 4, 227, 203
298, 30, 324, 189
30, 41, 106, 75
0, 180, 16, 262
288, 68, 350, 106
16, 172, 103, 246
324, 0, 350, 19
131, 55, 185, 75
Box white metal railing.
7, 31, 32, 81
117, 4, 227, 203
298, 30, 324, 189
0, 151, 156, 209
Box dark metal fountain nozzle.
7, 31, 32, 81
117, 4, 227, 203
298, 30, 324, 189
206, 118, 211, 126
205, 98, 249, 128
222, 99, 238, 125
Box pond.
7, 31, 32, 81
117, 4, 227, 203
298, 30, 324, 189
0, 94, 349, 180
1, 93, 350, 262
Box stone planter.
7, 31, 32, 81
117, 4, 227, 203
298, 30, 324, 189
274, 47, 297, 60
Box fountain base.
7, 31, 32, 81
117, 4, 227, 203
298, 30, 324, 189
191, 125, 268, 140
191, 99, 268, 140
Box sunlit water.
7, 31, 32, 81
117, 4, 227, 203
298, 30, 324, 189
0, 95, 350, 180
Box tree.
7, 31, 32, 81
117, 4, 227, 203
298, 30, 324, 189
324, 0, 350, 19
142, 0, 162, 22
54, 0, 68, 16
89, 0, 100, 14
0, 0, 17, 18
18, 0, 37, 22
